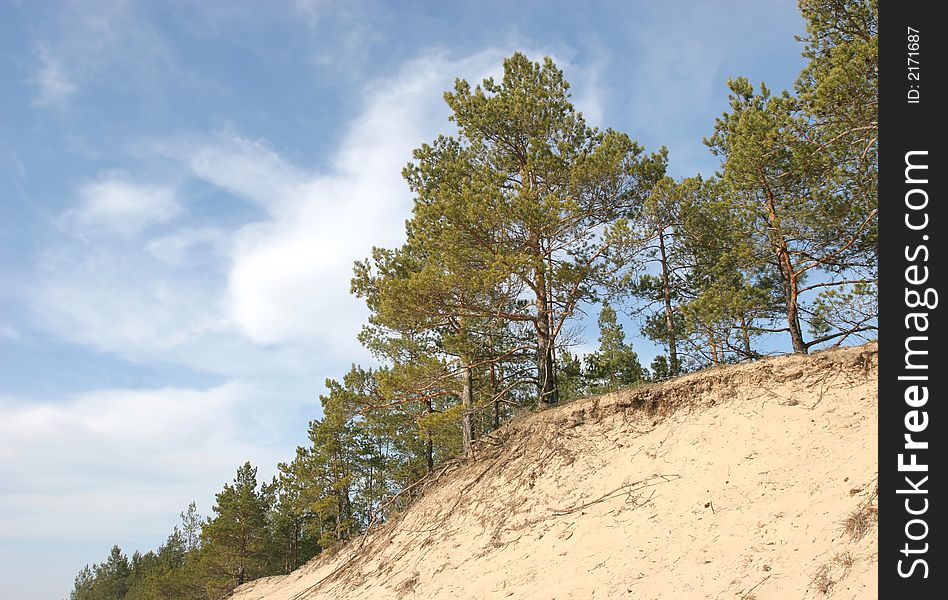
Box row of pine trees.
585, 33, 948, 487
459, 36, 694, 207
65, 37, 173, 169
72, 1, 877, 598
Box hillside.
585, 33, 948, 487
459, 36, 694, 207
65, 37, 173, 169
231, 343, 878, 599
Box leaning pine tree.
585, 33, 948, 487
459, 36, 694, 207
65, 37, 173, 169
706, 78, 876, 354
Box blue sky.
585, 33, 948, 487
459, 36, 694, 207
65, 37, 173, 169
0, 1, 806, 597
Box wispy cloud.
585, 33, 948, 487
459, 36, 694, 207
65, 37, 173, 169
293, 0, 329, 27
28, 0, 173, 109
1, 2, 809, 597
205, 49, 600, 350
186, 137, 305, 213
145, 227, 223, 266
63, 173, 182, 237
32, 45, 78, 106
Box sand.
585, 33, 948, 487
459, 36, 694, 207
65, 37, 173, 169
231, 342, 878, 599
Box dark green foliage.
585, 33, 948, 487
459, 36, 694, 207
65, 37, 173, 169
650, 356, 671, 381
556, 349, 586, 402
71, 565, 95, 600
70, 546, 128, 600
584, 303, 645, 393
124, 530, 204, 600
199, 463, 273, 592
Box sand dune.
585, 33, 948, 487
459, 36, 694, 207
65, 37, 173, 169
231, 342, 878, 599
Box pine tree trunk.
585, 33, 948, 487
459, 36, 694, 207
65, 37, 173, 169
536, 327, 558, 406
425, 399, 434, 473
490, 362, 500, 429
740, 314, 754, 358
535, 270, 559, 407
773, 233, 807, 354
708, 328, 720, 365
658, 230, 679, 374
527, 230, 560, 409
764, 179, 808, 354
786, 274, 808, 354
461, 362, 473, 456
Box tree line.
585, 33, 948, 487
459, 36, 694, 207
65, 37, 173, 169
71, 1, 877, 598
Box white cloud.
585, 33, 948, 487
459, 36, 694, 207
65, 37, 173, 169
9, 48, 614, 598
0, 383, 287, 540
64, 174, 182, 237
145, 227, 223, 266
567, 53, 608, 128
29, 240, 319, 379
187, 137, 305, 212
200, 50, 519, 349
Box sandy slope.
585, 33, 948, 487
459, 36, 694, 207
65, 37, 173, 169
232, 343, 878, 599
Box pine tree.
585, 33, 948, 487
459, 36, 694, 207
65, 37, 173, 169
353, 241, 525, 458
66, 3, 879, 593
300, 394, 358, 547
180, 501, 202, 553
621, 174, 691, 374
795, 0, 878, 344
71, 546, 130, 600
124, 529, 204, 600
200, 463, 273, 594
796, 0, 877, 183
403, 52, 665, 407
706, 77, 875, 353
556, 348, 586, 402
650, 355, 671, 381
70, 565, 96, 600
584, 302, 645, 392
268, 466, 321, 574
673, 177, 773, 364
